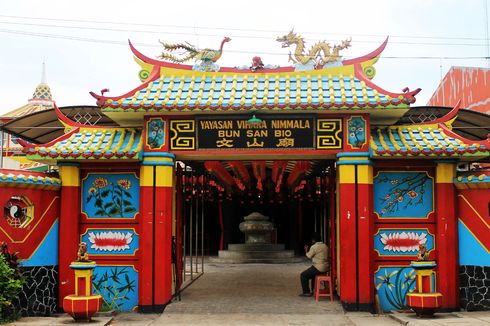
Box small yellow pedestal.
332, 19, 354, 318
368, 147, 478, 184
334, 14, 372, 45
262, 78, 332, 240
406, 261, 442, 318
63, 261, 102, 321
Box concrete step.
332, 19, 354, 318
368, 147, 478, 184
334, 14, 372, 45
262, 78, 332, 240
209, 256, 305, 264
218, 250, 295, 259
227, 243, 285, 251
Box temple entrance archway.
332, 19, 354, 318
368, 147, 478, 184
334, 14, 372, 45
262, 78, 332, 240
172, 158, 337, 297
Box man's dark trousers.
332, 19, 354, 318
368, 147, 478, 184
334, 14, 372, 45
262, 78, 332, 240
300, 265, 322, 294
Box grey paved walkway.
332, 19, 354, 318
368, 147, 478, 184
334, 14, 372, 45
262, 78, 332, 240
112, 261, 398, 325
10, 261, 490, 325
10, 316, 112, 326
390, 311, 490, 325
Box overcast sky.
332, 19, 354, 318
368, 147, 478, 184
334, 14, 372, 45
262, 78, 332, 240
0, 0, 489, 114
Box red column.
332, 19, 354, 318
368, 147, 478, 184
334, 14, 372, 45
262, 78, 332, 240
58, 163, 80, 304
356, 164, 374, 307
337, 171, 357, 305
154, 164, 174, 308
139, 153, 175, 312
436, 162, 459, 309
336, 153, 373, 311
139, 164, 155, 311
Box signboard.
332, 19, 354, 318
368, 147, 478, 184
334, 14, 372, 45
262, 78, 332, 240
197, 115, 314, 149
169, 116, 343, 151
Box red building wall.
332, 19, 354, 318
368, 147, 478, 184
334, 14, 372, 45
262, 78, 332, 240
456, 176, 490, 311
427, 67, 490, 114
0, 169, 61, 315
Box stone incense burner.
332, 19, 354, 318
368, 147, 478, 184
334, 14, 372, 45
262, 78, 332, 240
239, 212, 273, 244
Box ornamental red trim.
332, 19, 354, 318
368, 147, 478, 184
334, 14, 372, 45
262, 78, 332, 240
343, 37, 389, 65
354, 62, 421, 99
90, 65, 160, 103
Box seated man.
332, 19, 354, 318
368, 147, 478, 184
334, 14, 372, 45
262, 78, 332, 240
299, 232, 329, 297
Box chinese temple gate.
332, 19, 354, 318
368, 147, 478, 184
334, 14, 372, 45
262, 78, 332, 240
1, 33, 489, 314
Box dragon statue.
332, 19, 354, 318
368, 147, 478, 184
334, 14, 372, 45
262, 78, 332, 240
276, 30, 351, 69
159, 37, 231, 64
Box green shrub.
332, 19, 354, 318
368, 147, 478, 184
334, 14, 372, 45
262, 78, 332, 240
0, 249, 23, 323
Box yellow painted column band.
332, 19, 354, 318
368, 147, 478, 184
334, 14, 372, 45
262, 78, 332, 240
156, 165, 173, 187
337, 156, 372, 184
59, 165, 80, 187
436, 163, 456, 183
141, 154, 175, 187
338, 164, 355, 184
140, 165, 154, 187
357, 165, 373, 185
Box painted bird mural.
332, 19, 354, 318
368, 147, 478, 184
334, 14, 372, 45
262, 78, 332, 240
159, 37, 231, 64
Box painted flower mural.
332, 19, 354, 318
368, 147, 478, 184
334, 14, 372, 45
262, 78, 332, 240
88, 231, 133, 251
92, 266, 137, 311
374, 229, 434, 257
375, 267, 416, 311
347, 116, 366, 148
147, 118, 164, 149
374, 172, 433, 218
117, 179, 131, 190
380, 232, 427, 252
82, 229, 139, 255
83, 174, 139, 218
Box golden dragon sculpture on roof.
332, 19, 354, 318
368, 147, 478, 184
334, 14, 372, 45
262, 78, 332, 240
277, 30, 351, 68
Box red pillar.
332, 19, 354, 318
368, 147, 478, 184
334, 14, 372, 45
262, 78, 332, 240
336, 153, 373, 311
58, 163, 80, 304
154, 163, 174, 308
435, 162, 459, 309
139, 153, 174, 313
139, 164, 155, 311
356, 163, 373, 307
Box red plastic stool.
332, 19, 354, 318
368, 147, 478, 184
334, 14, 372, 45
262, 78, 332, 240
314, 274, 333, 301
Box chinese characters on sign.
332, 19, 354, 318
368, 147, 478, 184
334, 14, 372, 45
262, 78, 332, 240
196, 116, 315, 149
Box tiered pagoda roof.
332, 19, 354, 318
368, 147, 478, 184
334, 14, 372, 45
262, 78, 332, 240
17, 38, 489, 163
22, 103, 489, 164
454, 173, 490, 189
91, 39, 420, 126
371, 103, 489, 158
371, 124, 489, 158
19, 105, 141, 163
0, 169, 61, 189
21, 128, 141, 164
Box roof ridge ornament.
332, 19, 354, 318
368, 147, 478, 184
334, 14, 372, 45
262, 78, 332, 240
276, 30, 351, 71
418, 99, 461, 127
158, 36, 232, 72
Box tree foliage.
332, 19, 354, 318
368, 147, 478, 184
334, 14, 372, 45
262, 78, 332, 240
0, 251, 23, 323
